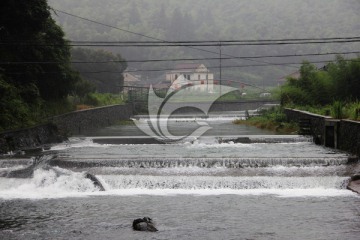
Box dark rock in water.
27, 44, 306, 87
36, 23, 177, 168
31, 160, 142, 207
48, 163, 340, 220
350, 172, 360, 181
347, 173, 360, 194
133, 217, 158, 232
85, 173, 105, 191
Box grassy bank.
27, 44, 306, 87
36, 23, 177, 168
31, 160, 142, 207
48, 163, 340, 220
233, 107, 299, 134
286, 101, 360, 121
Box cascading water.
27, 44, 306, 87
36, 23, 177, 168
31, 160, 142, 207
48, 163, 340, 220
0, 134, 355, 198
1, 114, 359, 240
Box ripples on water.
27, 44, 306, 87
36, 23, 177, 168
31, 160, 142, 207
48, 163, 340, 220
1, 195, 360, 240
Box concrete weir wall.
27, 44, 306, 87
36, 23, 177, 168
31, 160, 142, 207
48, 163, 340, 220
51, 104, 133, 135
135, 100, 279, 114
284, 108, 360, 157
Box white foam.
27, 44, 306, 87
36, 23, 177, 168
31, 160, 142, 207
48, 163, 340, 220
185, 140, 255, 149
90, 188, 357, 198
0, 180, 355, 200
49, 138, 111, 151
0, 167, 101, 199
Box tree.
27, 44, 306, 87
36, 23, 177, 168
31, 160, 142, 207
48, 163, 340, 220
0, 0, 80, 101
0, 0, 81, 130
71, 48, 127, 94
281, 56, 360, 106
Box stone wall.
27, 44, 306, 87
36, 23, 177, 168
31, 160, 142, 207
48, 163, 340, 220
51, 104, 133, 136
338, 120, 360, 156
284, 108, 360, 156
0, 104, 134, 153
0, 124, 64, 153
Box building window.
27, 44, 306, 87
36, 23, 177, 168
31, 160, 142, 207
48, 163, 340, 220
198, 75, 200, 81
175, 74, 178, 80
201, 80, 204, 84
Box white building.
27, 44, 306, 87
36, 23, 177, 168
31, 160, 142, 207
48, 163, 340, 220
122, 70, 142, 93
166, 63, 215, 92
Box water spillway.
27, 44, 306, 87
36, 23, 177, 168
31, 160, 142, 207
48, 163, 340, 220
0, 114, 359, 240
1, 109, 358, 197
1, 134, 356, 198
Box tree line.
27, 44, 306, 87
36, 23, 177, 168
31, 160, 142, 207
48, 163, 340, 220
0, 0, 126, 131
281, 56, 360, 106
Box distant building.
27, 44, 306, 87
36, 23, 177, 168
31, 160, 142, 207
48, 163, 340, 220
166, 63, 214, 92
123, 70, 142, 92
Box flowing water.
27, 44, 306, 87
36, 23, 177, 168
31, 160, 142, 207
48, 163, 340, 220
0, 113, 359, 240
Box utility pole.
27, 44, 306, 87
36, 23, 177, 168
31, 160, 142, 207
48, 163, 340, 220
219, 42, 222, 96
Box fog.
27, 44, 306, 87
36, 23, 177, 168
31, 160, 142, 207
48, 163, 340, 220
48, 0, 360, 86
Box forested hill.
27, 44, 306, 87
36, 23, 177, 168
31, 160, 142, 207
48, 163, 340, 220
49, 0, 360, 86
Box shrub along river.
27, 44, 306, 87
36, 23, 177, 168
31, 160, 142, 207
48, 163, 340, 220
0, 112, 359, 240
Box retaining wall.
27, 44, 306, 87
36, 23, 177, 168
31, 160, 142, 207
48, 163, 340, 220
284, 108, 360, 156
0, 124, 64, 153
0, 104, 134, 153
51, 104, 133, 135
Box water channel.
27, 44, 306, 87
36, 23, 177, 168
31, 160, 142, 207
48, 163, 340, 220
0, 112, 359, 239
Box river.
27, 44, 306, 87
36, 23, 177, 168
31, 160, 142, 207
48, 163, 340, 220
0, 112, 359, 240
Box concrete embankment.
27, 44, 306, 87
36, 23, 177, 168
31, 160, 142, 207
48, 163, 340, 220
284, 108, 360, 194
0, 104, 133, 154
284, 108, 360, 157
51, 104, 133, 136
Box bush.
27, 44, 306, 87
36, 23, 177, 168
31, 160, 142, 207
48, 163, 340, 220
0, 77, 33, 131
84, 93, 123, 107
331, 101, 346, 119
233, 107, 299, 134
347, 101, 360, 121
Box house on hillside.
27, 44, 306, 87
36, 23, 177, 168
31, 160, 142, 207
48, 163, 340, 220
166, 63, 215, 92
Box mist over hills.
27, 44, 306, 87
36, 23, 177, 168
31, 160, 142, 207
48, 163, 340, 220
49, 0, 360, 87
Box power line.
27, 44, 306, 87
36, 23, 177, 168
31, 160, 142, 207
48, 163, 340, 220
4, 36, 360, 44
2, 39, 360, 47
5, 59, 359, 75
48, 8, 299, 68
70, 37, 360, 43
1, 51, 358, 65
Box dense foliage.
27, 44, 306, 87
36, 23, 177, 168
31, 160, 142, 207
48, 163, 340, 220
281, 56, 360, 106
71, 48, 127, 94
233, 107, 299, 134
49, 0, 359, 85
0, 0, 81, 131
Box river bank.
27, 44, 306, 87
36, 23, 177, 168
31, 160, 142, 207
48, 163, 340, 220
0, 104, 133, 154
